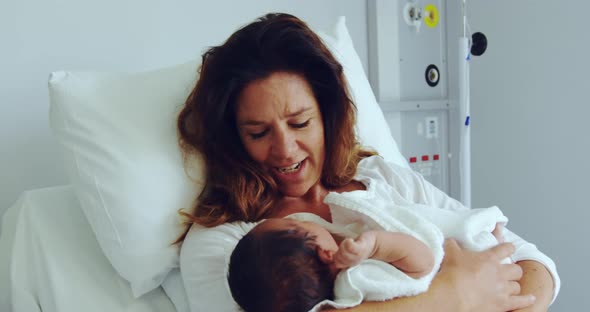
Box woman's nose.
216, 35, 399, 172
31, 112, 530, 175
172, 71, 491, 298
271, 129, 296, 159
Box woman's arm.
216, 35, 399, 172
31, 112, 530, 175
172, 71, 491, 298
181, 220, 533, 312
494, 226, 553, 311
501, 227, 559, 308
406, 166, 560, 305
511, 260, 554, 312
324, 240, 536, 312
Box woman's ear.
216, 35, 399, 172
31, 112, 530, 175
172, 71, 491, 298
317, 246, 335, 264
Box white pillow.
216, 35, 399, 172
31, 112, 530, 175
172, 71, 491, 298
319, 17, 407, 168
49, 62, 202, 297
48, 16, 405, 299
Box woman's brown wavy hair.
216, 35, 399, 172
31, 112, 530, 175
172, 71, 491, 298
175, 13, 375, 241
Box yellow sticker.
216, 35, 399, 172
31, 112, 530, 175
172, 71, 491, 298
424, 4, 440, 28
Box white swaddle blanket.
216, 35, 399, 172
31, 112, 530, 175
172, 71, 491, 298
287, 190, 508, 311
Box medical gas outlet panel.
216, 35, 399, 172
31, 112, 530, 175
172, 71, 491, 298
368, 0, 451, 193
402, 111, 448, 192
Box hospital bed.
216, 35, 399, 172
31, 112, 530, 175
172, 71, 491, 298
0, 17, 405, 311
0, 186, 177, 312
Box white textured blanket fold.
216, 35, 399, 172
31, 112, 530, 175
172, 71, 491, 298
288, 191, 507, 311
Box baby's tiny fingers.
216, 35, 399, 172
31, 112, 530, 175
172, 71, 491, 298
333, 253, 355, 268
340, 239, 359, 254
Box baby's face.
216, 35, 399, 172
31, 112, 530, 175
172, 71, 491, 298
255, 218, 338, 253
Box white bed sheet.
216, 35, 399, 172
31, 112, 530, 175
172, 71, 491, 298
0, 185, 176, 312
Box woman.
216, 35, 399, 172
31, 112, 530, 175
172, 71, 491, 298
177, 13, 558, 312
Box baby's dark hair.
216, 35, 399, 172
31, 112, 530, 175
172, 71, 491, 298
228, 226, 334, 312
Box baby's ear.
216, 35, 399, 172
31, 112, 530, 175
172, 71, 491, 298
317, 247, 334, 264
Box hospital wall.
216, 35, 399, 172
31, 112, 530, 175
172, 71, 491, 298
468, 1, 590, 310
0, 0, 368, 230
1, 0, 584, 310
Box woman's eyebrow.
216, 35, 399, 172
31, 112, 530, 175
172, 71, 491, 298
238, 119, 265, 126
285, 106, 312, 117
238, 107, 313, 126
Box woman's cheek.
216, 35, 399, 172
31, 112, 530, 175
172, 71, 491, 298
250, 140, 271, 164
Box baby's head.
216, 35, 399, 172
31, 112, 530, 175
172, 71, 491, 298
227, 218, 339, 312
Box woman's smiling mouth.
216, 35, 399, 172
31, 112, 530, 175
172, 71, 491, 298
275, 160, 303, 174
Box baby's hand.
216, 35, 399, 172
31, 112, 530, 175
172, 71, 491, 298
333, 232, 377, 269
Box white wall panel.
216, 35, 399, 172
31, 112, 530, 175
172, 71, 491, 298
468, 1, 589, 310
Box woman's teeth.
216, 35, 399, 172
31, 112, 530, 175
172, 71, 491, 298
277, 162, 302, 173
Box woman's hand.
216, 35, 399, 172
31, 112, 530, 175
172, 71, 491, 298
491, 225, 553, 312
508, 260, 553, 312
438, 239, 536, 312
324, 239, 539, 312
493, 223, 505, 242
510, 305, 546, 312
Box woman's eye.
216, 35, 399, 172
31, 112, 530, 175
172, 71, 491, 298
292, 119, 310, 129
249, 130, 268, 140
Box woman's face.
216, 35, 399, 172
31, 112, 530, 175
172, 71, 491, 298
235, 71, 325, 197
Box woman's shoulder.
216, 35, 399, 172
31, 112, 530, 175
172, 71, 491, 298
357, 155, 416, 181
181, 221, 258, 257
180, 221, 259, 311
355, 155, 432, 200
356, 155, 467, 211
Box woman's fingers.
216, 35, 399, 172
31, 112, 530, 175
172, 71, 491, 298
505, 294, 536, 311
492, 223, 505, 243
508, 281, 521, 295
501, 263, 524, 281
486, 242, 515, 261
438, 239, 536, 312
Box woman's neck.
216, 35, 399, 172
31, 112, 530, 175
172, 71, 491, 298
271, 183, 331, 220
271, 180, 365, 221
302, 182, 329, 204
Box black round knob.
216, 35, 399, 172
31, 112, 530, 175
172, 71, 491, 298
471, 32, 488, 56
